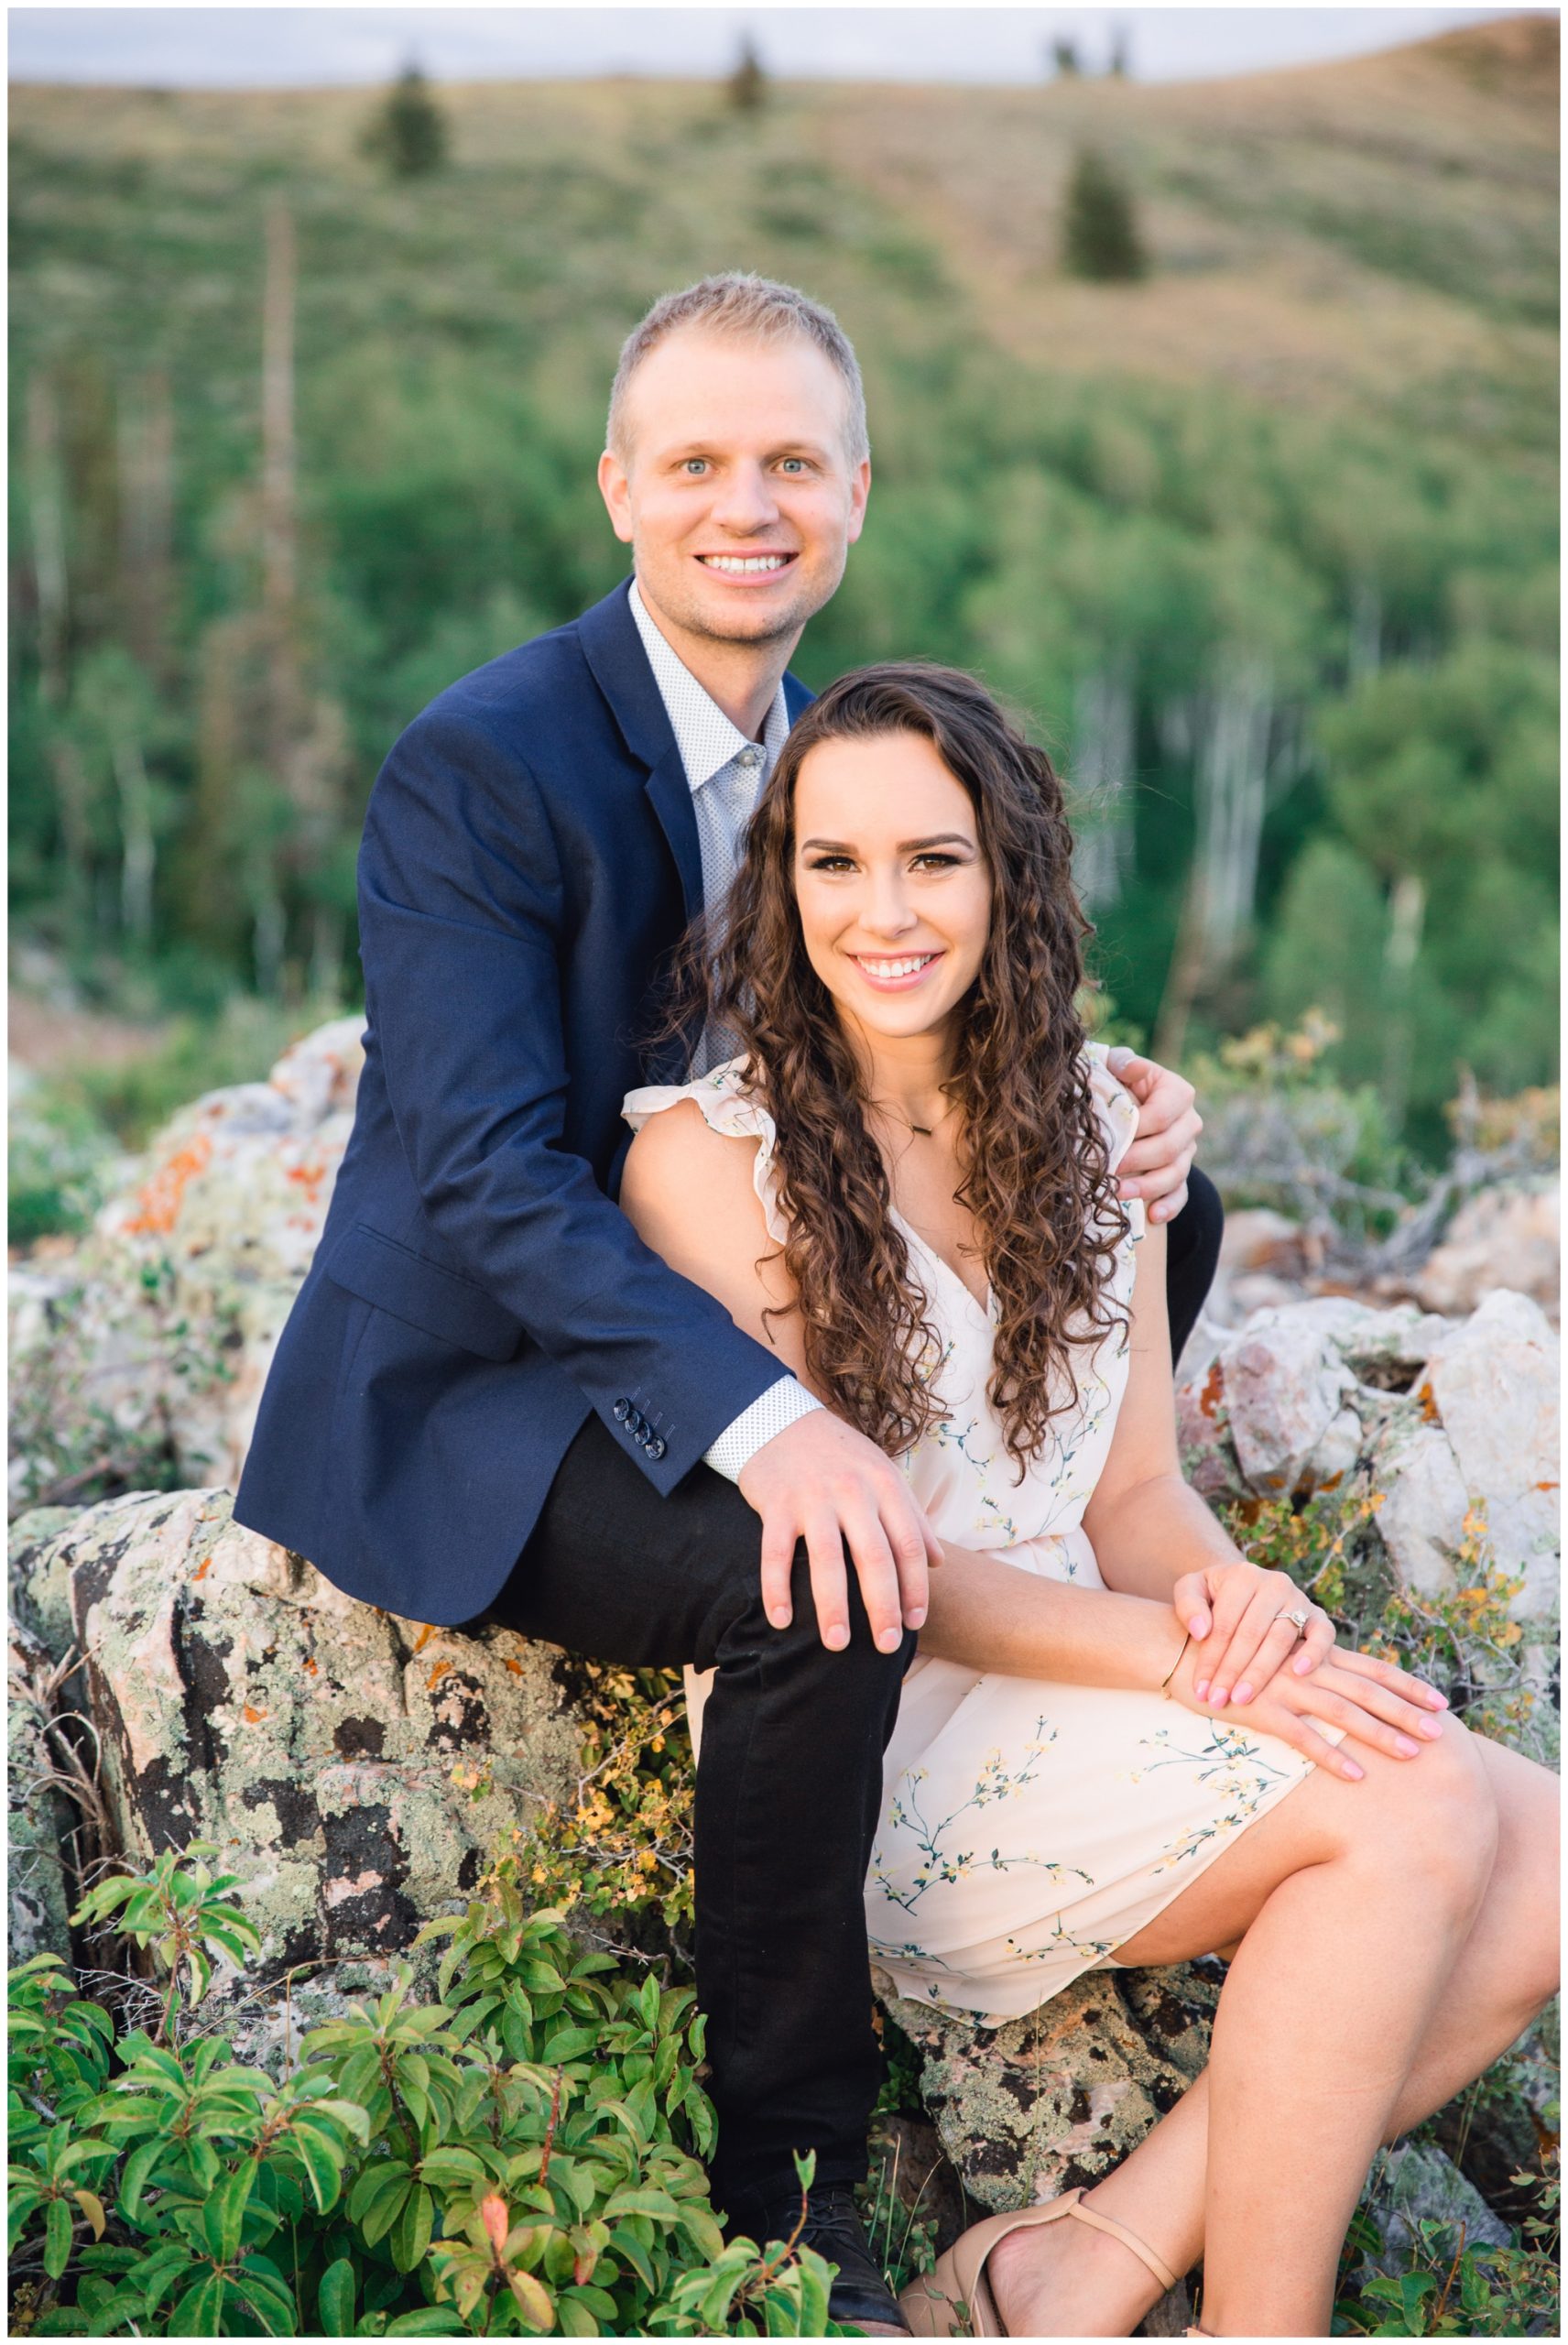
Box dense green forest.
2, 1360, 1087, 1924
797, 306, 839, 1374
9, 18, 1558, 1158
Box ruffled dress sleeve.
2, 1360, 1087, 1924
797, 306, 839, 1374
621, 1056, 791, 1246
1083, 1042, 1145, 1247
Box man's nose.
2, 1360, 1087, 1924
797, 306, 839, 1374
711, 461, 780, 534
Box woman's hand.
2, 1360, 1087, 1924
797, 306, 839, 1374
1166, 1635, 1450, 1783
1171, 1557, 1340, 1708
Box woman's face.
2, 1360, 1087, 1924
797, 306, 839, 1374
790, 729, 993, 1053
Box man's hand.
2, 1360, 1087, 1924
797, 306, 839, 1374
738, 1411, 943, 1655
1105, 1046, 1202, 1226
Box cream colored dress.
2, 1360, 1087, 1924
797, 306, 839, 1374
623, 1048, 1334, 2026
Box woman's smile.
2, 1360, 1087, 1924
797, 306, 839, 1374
846, 948, 947, 991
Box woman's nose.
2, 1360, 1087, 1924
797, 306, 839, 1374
863, 877, 919, 936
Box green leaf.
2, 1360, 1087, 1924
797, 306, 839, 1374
506, 2263, 558, 2332
603, 2186, 679, 2222
360, 2174, 414, 2249
294, 2122, 345, 2212
319, 2256, 357, 2334
169, 2273, 229, 2336
389, 2181, 434, 2273
44, 2194, 73, 2280
213, 2159, 256, 2259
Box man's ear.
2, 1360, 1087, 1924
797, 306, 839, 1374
598, 448, 635, 546
844, 456, 872, 546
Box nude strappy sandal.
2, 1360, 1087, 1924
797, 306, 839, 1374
899, 2185, 1179, 2338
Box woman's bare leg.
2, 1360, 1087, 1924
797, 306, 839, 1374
985, 1727, 1559, 2338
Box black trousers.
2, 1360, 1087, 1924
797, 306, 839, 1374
477, 1166, 1223, 2225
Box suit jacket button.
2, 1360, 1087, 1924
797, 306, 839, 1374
613, 1399, 631, 1423
646, 1437, 667, 1462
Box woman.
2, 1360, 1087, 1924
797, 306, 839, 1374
617, 665, 1559, 2337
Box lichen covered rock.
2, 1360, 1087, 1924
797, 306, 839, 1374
879, 1961, 1220, 2212
9, 1489, 579, 1983
9, 1017, 365, 1511
1177, 1291, 1558, 1626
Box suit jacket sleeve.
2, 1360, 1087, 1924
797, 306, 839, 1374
355, 699, 787, 1492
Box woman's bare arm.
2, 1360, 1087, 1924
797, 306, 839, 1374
1080, 1217, 1246, 1601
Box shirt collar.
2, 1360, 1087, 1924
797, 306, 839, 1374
628, 576, 791, 793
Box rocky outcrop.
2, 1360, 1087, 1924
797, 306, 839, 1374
7, 1620, 77, 1963
9, 1018, 363, 1512
880, 1964, 1222, 2331
881, 1964, 1220, 2215
1412, 1181, 1559, 1320
7, 1489, 579, 1987
1177, 1290, 1559, 1634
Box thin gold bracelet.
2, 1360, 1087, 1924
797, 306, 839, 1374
1160, 1630, 1192, 1698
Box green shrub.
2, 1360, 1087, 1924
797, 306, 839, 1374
8, 1843, 854, 2337
8, 1091, 121, 1246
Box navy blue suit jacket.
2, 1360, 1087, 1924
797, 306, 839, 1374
234, 581, 811, 1625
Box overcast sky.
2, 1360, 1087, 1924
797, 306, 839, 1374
7, 5, 1536, 89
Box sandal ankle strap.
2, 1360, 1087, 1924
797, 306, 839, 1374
1056, 2188, 1179, 2295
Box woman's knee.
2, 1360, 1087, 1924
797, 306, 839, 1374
1339, 1719, 1499, 1903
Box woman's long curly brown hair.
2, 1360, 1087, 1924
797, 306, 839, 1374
685, 662, 1130, 1475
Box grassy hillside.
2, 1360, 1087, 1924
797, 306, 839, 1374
8, 15, 1558, 1155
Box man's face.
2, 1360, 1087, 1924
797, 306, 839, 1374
598, 326, 871, 651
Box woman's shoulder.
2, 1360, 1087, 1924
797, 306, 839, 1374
621, 1058, 789, 1245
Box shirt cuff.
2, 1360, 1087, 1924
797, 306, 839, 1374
702, 1377, 825, 1482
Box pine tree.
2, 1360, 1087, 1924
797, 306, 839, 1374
362, 62, 448, 180
1062, 147, 1148, 282
1049, 38, 1082, 78
729, 38, 767, 112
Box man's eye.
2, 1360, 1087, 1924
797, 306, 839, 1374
779, 458, 806, 474
683, 459, 708, 475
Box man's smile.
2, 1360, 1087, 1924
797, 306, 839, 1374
696, 551, 799, 576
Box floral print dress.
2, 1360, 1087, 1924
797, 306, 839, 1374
623, 1047, 1332, 2026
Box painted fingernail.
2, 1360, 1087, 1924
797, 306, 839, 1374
1420, 1718, 1443, 1738
1188, 1616, 1209, 1638
1426, 1688, 1449, 1708
1343, 1760, 1365, 1781
1194, 1680, 1210, 1703
1234, 1682, 1253, 1706
1395, 1735, 1420, 1757
1211, 1687, 1228, 1708
1293, 1653, 1314, 1674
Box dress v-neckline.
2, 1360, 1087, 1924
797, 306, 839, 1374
891, 1205, 995, 1321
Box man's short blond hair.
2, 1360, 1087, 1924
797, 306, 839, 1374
606, 272, 870, 464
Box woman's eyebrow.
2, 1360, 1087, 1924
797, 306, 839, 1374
799, 833, 976, 853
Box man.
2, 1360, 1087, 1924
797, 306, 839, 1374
236, 274, 1214, 2333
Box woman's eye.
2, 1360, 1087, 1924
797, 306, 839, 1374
807, 855, 855, 872
913, 853, 961, 870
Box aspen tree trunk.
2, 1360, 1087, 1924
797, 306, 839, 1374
25, 372, 70, 706
110, 730, 158, 950
117, 369, 175, 684
1380, 872, 1426, 1138
1070, 660, 1136, 912
1153, 653, 1279, 1063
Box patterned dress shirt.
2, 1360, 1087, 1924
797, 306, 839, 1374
626, 579, 824, 1480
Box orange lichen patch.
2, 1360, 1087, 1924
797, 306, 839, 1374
1198, 1360, 1225, 1420
409, 1623, 440, 1652
243, 1703, 267, 1723
302, 1655, 319, 1674
426, 1658, 453, 1691
1535, 1480, 1559, 1492
122, 1130, 213, 1235
503, 1657, 525, 1676
1416, 1380, 1441, 1423
191, 1556, 212, 1581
